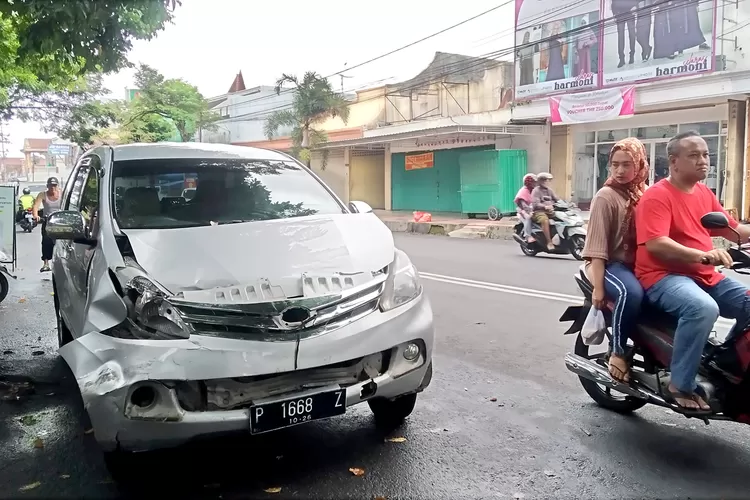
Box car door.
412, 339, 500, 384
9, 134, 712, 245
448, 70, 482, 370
56, 155, 101, 337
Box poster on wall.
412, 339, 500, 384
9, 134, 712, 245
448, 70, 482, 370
549, 86, 636, 124
600, 0, 717, 86
0, 186, 16, 263
405, 152, 434, 171
514, 0, 602, 99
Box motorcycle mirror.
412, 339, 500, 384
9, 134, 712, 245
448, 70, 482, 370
700, 212, 730, 230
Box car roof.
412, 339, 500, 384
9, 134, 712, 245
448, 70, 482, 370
110, 142, 293, 162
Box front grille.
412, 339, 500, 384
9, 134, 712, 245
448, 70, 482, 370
170, 278, 385, 341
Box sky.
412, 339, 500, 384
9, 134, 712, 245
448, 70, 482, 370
3, 0, 516, 156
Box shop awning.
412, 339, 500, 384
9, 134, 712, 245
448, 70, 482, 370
316, 123, 547, 150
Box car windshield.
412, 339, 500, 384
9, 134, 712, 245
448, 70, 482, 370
112, 158, 345, 229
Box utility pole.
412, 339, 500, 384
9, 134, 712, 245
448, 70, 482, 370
337, 63, 354, 94
0, 122, 8, 181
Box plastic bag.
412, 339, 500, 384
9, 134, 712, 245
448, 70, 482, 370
581, 307, 607, 345
413, 211, 432, 223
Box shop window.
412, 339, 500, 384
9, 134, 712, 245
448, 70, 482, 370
633, 125, 677, 140
703, 136, 720, 195
679, 121, 720, 136
596, 129, 628, 142
596, 144, 613, 190
583, 131, 595, 143
573, 145, 596, 206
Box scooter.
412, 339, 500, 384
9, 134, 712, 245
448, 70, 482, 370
512, 200, 587, 260
560, 211, 750, 424
18, 208, 36, 233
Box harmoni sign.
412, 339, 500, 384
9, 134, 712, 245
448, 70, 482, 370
513, 0, 718, 98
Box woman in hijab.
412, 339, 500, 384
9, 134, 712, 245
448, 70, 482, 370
515, 173, 537, 243
582, 137, 649, 382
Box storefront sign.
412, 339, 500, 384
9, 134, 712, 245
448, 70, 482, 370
513, 0, 601, 99
514, 0, 718, 97
0, 186, 16, 263
549, 86, 635, 124
405, 152, 434, 171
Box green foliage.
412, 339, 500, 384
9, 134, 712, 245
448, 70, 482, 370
0, 0, 179, 120
264, 72, 350, 168
133, 64, 218, 141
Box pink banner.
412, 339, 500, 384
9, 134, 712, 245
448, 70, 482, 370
549, 86, 635, 124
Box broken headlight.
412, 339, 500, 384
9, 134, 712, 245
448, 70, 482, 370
379, 249, 421, 312
122, 276, 192, 340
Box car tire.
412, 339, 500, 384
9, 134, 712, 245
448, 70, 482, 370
53, 280, 73, 347
0, 273, 8, 304
368, 393, 417, 429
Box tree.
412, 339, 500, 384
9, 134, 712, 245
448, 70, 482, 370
0, 0, 180, 120
132, 64, 218, 142
264, 72, 350, 167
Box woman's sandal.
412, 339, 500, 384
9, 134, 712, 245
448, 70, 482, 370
608, 355, 630, 383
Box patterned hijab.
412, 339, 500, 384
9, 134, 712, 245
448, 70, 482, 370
605, 137, 649, 241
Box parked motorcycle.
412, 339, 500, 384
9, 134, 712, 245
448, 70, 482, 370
18, 208, 36, 233
512, 200, 587, 260
560, 211, 750, 424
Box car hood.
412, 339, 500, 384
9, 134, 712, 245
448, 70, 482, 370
121, 213, 394, 298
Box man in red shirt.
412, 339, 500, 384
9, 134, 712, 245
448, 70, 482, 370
635, 131, 750, 413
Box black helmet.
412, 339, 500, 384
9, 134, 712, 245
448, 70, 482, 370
47, 177, 59, 187
22, 188, 30, 195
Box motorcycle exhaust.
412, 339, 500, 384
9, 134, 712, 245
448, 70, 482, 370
564, 353, 655, 401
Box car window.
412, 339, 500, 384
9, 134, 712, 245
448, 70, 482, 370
112, 159, 345, 229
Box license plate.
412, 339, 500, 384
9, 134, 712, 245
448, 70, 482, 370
249, 388, 346, 434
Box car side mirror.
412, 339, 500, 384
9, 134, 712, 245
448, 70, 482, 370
700, 211, 730, 230
349, 201, 373, 214
45, 210, 90, 243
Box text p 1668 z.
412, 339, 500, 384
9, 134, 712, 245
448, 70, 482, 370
249, 389, 346, 434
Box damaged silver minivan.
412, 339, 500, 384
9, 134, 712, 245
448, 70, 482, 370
47, 143, 434, 460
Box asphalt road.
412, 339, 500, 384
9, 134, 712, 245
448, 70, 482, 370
2, 230, 750, 499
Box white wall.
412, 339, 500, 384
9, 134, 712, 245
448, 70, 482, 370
202, 86, 296, 144
495, 132, 551, 174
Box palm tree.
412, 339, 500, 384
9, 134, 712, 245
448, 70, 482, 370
264, 72, 350, 168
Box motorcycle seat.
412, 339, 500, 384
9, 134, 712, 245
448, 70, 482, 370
576, 265, 678, 335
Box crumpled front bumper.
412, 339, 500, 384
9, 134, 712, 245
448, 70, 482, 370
60, 292, 434, 452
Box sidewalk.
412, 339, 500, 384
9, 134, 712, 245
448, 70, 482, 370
374, 210, 519, 240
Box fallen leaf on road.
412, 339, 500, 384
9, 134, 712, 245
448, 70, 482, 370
263, 487, 282, 493
19, 414, 40, 426
374, 496, 387, 500
543, 470, 556, 477
50, 292, 54, 296
489, 397, 497, 402
59, 475, 70, 479
18, 481, 40, 492
84, 428, 94, 435
349, 467, 365, 477
33, 437, 44, 449
385, 437, 406, 443
580, 428, 592, 436
31, 350, 44, 356
18, 298, 26, 303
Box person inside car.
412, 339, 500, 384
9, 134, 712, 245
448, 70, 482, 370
531, 172, 559, 251
583, 137, 649, 383
635, 130, 750, 413
515, 173, 537, 243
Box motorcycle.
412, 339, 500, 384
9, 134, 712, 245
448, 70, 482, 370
18, 208, 36, 233
512, 200, 587, 260
560, 211, 750, 425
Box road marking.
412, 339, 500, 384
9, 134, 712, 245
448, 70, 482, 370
419, 271, 735, 328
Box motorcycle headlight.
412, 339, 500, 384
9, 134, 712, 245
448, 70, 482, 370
111, 275, 192, 340
380, 249, 422, 312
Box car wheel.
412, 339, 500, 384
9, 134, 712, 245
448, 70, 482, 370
0, 273, 8, 304
53, 281, 73, 347
368, 393, 417, 429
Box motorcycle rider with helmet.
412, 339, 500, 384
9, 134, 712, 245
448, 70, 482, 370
16, 188, 35, 223
530, 172, 560, 251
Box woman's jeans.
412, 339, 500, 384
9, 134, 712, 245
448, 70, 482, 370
517, 211, 533, 237
603, 262, 644, 356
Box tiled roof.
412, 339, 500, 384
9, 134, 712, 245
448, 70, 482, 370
23, 138, 52, 151
228, 71, 246, 93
